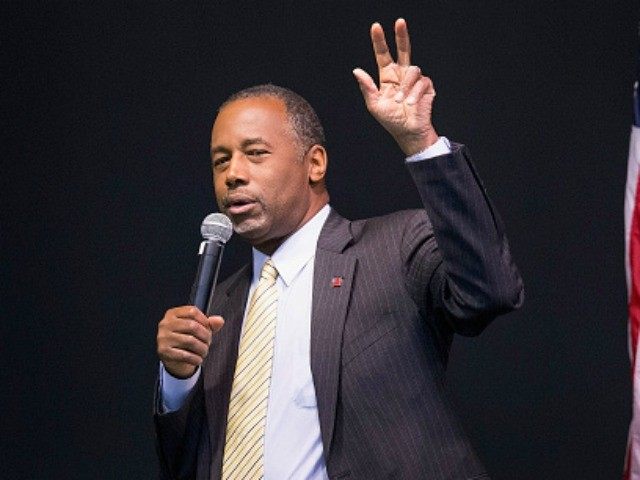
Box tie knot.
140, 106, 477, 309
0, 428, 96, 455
260, 259, 278, 283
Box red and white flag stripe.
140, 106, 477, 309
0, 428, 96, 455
625, 94, 640, 480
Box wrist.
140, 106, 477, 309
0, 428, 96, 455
395, 128, 439, 156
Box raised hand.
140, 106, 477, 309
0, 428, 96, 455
353, 18, 438, 156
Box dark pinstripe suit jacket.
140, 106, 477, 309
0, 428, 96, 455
155, 144, 524, 480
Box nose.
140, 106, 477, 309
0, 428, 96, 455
225, 154, 248, 188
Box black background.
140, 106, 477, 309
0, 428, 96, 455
2, 1, 638, 479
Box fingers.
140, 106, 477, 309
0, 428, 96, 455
164, 347, 204, 369
406, 76, 434, 106
208, 315, 225, 334
394, 75, 436, 105
394, 65, 422, 103
394, 18, 411, 66
170, 317, 212, 344
171, 332, 211, 357
176, 306, 209, 326
370, 22, 393, 70
157, 322, 210, 359
353, 68, 379, 104
371, 19, 411, 70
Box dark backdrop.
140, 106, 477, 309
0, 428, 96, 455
2, 1, 638, 479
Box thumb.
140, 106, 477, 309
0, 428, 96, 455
352, 68, 378, 105
207, 315, 225, 334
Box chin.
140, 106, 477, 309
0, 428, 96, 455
231, 218, 269, 240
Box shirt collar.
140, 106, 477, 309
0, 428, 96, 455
252, 204, 331, 287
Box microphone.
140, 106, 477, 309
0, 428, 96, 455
189, 213, 233, 313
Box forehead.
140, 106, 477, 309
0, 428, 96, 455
211, 96, 292, 145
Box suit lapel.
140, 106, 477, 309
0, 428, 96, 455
204, 264, 251, 476
311, 210, 357, 456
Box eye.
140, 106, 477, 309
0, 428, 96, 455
212, 156, 230, 168
246, 149, 269, 158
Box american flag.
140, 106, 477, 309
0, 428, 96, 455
624, 28, 640, 480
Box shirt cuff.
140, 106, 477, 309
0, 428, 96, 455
405, 136, 451, 162
159, 362, 201, 413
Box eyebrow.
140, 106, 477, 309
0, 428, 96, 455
210, 137, 274, 156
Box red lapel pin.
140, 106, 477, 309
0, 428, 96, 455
331, 276, 343, 288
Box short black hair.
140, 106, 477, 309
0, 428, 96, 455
219, 84, 326, 152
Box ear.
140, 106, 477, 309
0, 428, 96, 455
307, 145, 328, 184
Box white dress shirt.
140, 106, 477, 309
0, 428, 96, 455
159, 136, 451, 479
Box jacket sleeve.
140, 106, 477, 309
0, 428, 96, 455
403, 142, 524, 336
154, 374, 206, 480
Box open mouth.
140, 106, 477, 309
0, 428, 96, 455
225, 196, 257, 215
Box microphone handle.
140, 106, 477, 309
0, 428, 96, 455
189, 240, 225, 312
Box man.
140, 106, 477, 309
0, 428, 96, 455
155, 19, 523, 480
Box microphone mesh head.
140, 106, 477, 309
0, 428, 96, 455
201, 213, 233, 243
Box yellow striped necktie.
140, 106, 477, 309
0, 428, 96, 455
222, 259, 279, 479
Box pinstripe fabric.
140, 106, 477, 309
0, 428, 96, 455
221, 260, 278, 480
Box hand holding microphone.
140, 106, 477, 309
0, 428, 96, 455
157, 214, 232, 379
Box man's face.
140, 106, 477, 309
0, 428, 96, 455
210, 96, 314, 252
